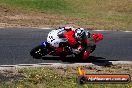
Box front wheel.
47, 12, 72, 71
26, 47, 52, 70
30, 45, 47, 59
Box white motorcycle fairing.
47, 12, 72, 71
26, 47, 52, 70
47, 29, 67, 47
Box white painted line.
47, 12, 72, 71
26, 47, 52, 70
43, 61, 132, 67
0, 61, 132, 70
93, 30, 104, 31
0, 27, 4, 28
124, 31, 132, 32
0, 26, 132, 33
109, 61, 132, 64
93, 30, 132, 33
39, 27, 52, 30
93, 30, 109, 31
38, 63, 53, 65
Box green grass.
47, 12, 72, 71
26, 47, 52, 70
0, 66, 132, 88
0, 0, 70, 13
0, 0, 132, 30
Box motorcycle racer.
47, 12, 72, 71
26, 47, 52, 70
58, 26, 95, 60
30, 26, 103, 60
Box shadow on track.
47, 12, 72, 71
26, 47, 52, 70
41, 56, 118, 66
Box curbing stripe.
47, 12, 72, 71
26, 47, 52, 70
0, 61, 132, 70
0, 65, 16, 67
0, 61, 132, 72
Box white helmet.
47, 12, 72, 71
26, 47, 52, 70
64, 26, 75, 31
75, 28, 85, 40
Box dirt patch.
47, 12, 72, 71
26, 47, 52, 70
0, 5, 16, 16
55, 64, 132, 75
0, 5, 95, 29
0, 70, 25, 83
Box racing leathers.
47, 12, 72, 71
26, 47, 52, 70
61, 27, 95, 60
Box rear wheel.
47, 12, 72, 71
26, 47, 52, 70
30, 45, 47, 59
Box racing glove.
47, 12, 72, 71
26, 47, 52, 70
73, 45, 84, 54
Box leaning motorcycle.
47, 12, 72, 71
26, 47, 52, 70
30, 29, 103, 60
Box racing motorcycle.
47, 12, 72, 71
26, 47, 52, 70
30, 29, 103, 60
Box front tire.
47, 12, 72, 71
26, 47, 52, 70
30, 45, 47, 59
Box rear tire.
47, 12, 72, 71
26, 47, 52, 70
30, 45, 47, 59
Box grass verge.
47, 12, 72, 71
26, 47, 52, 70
0, 64, 132, 88
0, 0, 132, 30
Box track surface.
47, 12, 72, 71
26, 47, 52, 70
0, 28, 132, 65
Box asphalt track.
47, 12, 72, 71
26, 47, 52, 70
0, 28, 132, 65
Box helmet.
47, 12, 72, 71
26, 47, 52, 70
75, 28, 85, 40
64, 26, 74, 30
